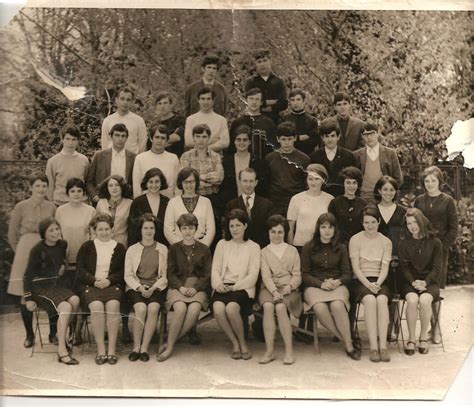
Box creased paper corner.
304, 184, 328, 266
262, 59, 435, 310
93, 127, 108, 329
445, 118, 474, 169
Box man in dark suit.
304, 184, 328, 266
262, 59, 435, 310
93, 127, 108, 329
86, 123, 136, 204
225, 167, 275, 248
320, 92, 365, 151
354, 121, 403, 203
310, 122, 357, 197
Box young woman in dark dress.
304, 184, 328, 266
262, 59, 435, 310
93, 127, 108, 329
77, 213, 126, 365
24, 217, 80, 365
399, 208, 442, 355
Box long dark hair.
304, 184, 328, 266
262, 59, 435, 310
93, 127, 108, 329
310, 213, 342, 253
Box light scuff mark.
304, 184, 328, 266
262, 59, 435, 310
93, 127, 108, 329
445, 118, 474, 169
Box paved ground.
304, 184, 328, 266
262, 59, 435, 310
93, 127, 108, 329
0, 285, 472, 400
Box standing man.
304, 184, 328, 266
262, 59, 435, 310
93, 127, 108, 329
101, 86, 148, 154
245, 49, 288, 125
265, 121, 310, 216
184, 54, 227, 117
309, 122, 356, 197
320, 92, 365, 151
46, 125, 89, 206
133, 124, 180, 199
282, 88, 320, 155
87, 123, 136, 205
229, 88, 277, 158
184, 87, 229, 154
225, 168, 275, 248
354, 121, 403, 203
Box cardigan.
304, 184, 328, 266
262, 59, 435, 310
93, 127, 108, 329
164, 195, 215, 247
128, 193, 169, 247
124, 241, 168, 292
23, 239, 68, 301
414, 192, 458, 248
300, 242, 352, 288
76, 239, 126, 289
260, 244, 301, 294
211, 239, 261, 298
167, 240, 212, 292
399, 236, 443, 285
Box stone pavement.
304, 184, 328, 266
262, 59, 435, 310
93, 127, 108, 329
0, 286, 472, 399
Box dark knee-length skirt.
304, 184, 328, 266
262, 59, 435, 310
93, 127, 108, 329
211, 289, 253, 316
32, 283, 77, 318
127, 288, 167, 306
350, 277, 392, 303
81, 285, 123, 307
401, 282, 440, 301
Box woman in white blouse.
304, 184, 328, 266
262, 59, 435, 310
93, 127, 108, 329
211, 209, 260, 360
164, 167, 215, 247
77, 213, 126, 365
96, 175, 133, 248
258, 215, 302, 365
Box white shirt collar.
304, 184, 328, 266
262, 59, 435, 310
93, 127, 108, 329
112, 148, 125, 157
367, 143, 380, 155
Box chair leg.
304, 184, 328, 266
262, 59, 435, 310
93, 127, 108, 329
432, 299, 445, 352
312, 314, 319, 353
30, 308, 43, 357
352, 303, 361, 342
158, 308, 167, 351
398, 300, 406, 348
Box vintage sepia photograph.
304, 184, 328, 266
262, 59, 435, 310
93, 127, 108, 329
0, 0, 472, 402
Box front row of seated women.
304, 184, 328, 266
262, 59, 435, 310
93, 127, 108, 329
23, 205, 442, 365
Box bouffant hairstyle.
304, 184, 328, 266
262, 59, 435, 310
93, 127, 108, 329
422, 165, 444, 186
266, 214, 290, 242
98, 175, 130, 199
140, 168, 168, 192
89, 213, 114, 230
339, 166, 363, 193
65, 177, 86, 195
361, 205, 381, 223
224, 209, 250, 241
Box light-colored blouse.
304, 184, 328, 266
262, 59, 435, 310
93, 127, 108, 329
93, 238, 117, 280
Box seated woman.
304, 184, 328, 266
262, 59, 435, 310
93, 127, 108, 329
258, 215, 302, 365
96, 175, 133, 248
301, 213, 360, 360
349, 206, 393, 363
399, 208, 442, 355
129, 168, 170, 246
211, 209, 260, 360
77, 213, 126, 365
157, 213, 212, 362
124, 213, 168, 362
24, 217, 80, 365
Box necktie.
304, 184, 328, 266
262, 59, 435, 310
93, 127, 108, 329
245, 195, 252, 219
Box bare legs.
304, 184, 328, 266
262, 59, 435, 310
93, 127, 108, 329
361, 294, 389, 351
132, 302, 160, 353
88, 299, 120, 356
57, 295, 80, 356
213, 301, 249, 356
406, 292, 433, 346
158, 301, 201, 361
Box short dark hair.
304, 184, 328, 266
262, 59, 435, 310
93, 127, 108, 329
109, 123, 129, 138
90, 212, 114, 230
177, 213, 199, 229
192, 124, 211, 137
197, 86, 215, 100
320, 122, 340, 137
65, 177, 85, 195
140, 168, 168, 192
201, 54, 220, 68
149, 124, 170, 141
334, 92, 350, 104
61, 125, 80, 140
373, 175, 399, 203
403, 208, 435, 240
238, 167, 257, 180
176, 167, 200, 192
361, 205, 381, 223
98, 175, 130, 199
339, 166, 363, 191
267, 214, 290, 242
362, 121, 378, 133
117, 86, 134, 99
137, 213, 155, 238
245, 87, 263, 98
253, 49, 271, 60
289, 88, 306, 100
155, 91, 172, 104
29, 172, 49, 186
276, 121, 296, 138
39, 217, 60, 240
224, 209, 249, 241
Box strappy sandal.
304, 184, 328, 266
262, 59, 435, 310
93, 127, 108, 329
404, 341, 416, 356
58, 353, 79, 365
94, 354, 107, 365
419, 340, 430, 354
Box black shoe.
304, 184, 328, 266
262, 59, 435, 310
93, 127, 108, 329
352, 339, 362, 351
140, 352, 150, 362
188, 330, 201, 345
128, 351, 140, 362
24, 336, 35, 348
58, 353, 79, 365
346, 348, 361, 361
49, 334, 58, 345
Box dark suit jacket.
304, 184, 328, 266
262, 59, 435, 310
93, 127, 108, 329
128, 194, 169, 247
225, 195, 275, 248
219, 154, 268, 205
353, 145, 404, 188
86, 148, 136, 200
309, 147, 357, 197
320, 115, 365, 151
